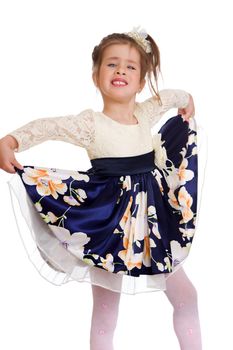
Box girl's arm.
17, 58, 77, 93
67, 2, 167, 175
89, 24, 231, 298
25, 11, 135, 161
8, 109, 95, 152
0, 109, 95, 174
136, 89, 194, 128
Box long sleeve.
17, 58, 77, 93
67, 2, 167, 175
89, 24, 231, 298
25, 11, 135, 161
8, 109, 95, 152
136, 89, 190, 128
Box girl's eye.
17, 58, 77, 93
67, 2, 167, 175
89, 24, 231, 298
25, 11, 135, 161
107, 63, 136, 70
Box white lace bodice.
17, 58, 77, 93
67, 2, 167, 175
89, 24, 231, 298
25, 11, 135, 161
8, 89, 189, 159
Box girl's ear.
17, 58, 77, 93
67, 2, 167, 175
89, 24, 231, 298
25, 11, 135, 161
138, 78, 146, 93
92, 72, 98, 87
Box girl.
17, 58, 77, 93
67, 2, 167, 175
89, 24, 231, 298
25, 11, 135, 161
0, 27, 202, 349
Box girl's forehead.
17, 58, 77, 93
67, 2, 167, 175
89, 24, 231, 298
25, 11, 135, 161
102, 44, 141, 62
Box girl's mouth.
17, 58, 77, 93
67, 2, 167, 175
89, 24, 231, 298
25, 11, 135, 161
111, 78, 128, 87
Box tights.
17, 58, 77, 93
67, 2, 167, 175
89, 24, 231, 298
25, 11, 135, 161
90, 283, 121, 350
89, 267, 202, 350
164, 267, 202, 349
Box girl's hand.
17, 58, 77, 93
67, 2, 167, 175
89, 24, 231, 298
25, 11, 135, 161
178, 93, 195, 122
0, 136, 23, 174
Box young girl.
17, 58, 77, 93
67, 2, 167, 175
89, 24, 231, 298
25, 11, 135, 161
0, 27, 202, 349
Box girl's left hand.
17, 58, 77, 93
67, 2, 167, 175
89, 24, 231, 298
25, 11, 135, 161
178, 93, 195, 122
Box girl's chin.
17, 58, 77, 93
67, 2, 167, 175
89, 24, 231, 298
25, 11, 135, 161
100, 90, 137, 102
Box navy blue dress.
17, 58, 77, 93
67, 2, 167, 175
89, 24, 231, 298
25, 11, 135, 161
9, 114, 198, 294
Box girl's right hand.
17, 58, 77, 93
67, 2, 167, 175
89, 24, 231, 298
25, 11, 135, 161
0, 135, 23, 173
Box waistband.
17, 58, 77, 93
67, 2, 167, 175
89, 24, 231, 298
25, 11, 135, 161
86, 150, 156, 176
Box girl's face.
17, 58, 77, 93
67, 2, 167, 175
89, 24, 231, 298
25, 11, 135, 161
93, 44, 145, 104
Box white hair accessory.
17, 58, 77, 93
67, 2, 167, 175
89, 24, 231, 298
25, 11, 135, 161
126, 26, 152, 53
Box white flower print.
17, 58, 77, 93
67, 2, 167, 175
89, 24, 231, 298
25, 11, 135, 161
48, 225, 91, 259
152, 133, 168, 169
121, 175, 132, 191
148, 205, 157, 217
153, 169, 164, 194
41, 211, 58, 224
75, 188, 87, 202
178, 159, 194, 185
70, 172, 90, 182
83, 258, 95, 266
192, 146, 198, 155
63, 195, 81, 206
35, 202, 42, 212
151, 222, 161, 239
179, 227, 195, 241
156, 257, 172, 272
99, 253, 115, 272
178, 187, 194, 223
22, 167, 68, 199
134, 191, 148, 241
166, 159, 194, 190
143, 235, 156, 267
166, 170, 180, 191
164, 257, 172, 272
170, 240, 191, 264
168, 190, 180, 210
156, 262, 165, 272
188, 133, 197, 146
118, 218, 144, 271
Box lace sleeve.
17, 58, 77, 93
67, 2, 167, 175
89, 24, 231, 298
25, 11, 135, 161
136, 89, 190, 128
8, 109, 95, 152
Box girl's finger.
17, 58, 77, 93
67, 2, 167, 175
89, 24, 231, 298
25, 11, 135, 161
12, 158, 24, 170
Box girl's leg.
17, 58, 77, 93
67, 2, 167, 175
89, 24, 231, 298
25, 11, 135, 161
164, 267, 202, 350
90, 284, 121, 350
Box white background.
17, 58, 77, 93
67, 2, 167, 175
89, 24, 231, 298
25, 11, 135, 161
0, 0, 232, 349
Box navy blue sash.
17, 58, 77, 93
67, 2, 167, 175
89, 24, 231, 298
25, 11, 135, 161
86, 150, 156, 176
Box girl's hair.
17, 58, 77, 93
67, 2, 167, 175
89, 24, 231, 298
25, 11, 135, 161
92, 33, 162, 103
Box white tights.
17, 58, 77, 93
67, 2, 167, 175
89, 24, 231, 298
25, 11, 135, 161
90, 283, 121, 350
164, 267, 202, 349
89, 267, 202, 350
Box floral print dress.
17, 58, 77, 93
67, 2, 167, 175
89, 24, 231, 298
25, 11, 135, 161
7, 89, 198, 295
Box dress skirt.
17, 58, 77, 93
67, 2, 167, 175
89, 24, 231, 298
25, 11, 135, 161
8, 115, 200, 295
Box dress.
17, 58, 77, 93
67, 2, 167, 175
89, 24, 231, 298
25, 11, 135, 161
7, 89, 199, 295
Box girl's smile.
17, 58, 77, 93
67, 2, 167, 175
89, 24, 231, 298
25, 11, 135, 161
111, 77, 128, 87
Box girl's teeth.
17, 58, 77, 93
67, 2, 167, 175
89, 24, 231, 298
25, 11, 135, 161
112, 81, 126, 86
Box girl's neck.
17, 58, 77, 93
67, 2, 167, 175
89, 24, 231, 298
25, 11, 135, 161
102, 100, 136, 123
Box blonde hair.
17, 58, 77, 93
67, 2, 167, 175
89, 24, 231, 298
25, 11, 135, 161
92, 32, 162, 104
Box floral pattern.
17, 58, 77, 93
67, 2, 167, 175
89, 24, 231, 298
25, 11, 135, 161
15, 115, 197, 279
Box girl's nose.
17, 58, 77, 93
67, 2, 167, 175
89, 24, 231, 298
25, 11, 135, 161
116, 68, 126, 75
